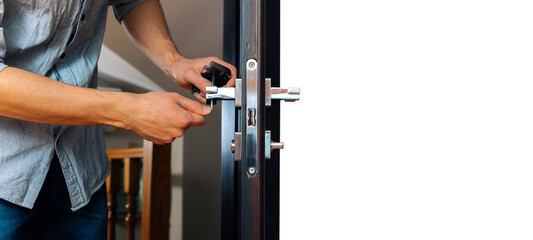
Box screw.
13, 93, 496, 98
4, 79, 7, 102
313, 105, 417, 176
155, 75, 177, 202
249, 167, 256, 174
248, 61, 255, 69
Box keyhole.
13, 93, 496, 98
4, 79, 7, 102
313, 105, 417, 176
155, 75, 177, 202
248, 108, 256, 127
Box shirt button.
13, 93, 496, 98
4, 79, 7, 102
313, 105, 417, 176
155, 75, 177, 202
60, 53, 65, 59
81, 14, 86, 21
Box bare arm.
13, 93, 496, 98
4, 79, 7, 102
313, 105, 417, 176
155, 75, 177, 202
0, 0, 221, 145
119, 0, 237, 102
0, 67, 210, 144
0, 67, 126, 126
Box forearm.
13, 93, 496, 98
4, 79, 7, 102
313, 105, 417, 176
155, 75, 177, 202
120, 0, 180, 79
0, 67, 130, 128
119, 0, 237, 100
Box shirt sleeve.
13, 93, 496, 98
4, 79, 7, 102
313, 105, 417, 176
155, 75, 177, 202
110, 0, 151, 22
0, 1, 8, 73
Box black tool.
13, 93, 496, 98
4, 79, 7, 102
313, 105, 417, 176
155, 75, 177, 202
191, 61, 231, 107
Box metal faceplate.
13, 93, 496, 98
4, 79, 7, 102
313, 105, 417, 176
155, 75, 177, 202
238, 0, 264, 239
244, 58, 262, 177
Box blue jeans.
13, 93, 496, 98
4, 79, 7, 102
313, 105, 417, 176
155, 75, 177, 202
0, 155, 107, 239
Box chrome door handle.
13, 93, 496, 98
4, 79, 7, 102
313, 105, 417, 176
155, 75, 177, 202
206, 79, 301, 104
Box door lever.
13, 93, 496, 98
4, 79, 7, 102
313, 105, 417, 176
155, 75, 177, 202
191, 61, 231, 108
205, 78, 300, 106
207, 78, 299, 163
265, 78, 300, 107
205, 86, 235, 100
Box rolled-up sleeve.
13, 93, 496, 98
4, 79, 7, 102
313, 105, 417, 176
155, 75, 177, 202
110, 0, 150, 22
0, 0, 8, 73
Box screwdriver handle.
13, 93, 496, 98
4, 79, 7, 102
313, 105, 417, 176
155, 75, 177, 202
191, 61, 231, 94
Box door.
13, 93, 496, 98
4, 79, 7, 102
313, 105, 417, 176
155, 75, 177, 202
214, 0, 298, 239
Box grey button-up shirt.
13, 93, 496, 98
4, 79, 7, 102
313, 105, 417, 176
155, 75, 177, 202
0, 0, 148, 211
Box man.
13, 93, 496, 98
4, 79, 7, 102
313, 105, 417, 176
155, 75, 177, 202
0, 0, 236, 239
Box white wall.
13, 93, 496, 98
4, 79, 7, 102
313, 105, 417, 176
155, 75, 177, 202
280, 1, 533, 239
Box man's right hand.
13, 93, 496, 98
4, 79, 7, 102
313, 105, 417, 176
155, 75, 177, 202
119, 92, 211, 145
0, 67, 210, 145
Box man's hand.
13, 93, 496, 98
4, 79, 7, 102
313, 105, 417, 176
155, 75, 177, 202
170, 56, 236, 103
121, 92, 212, 145
0, 68, 211, 144
119, 1, 237, 102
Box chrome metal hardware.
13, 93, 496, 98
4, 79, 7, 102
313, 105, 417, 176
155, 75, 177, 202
206, 78, 300, 107
271, 87, 300, 100
205, 86, 235, 100
265, 78, 301, 107
233, 131, 283, 160
231, 132, 242, 162
244, 58, 260, 177
214, 75, 296, 165
271, 142, 284, 150
235, 78, 242, 108
265, 131, 284, 159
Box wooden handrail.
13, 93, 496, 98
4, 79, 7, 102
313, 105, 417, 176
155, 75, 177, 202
106, 142, 171, 240
106, 147, 144, 159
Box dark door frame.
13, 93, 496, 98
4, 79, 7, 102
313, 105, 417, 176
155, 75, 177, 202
221, 0, 280, 239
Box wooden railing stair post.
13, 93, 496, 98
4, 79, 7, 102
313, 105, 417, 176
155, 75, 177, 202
105, 142, 171, 240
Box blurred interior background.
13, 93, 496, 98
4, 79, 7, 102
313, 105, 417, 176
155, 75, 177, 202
99, 1, 224, 239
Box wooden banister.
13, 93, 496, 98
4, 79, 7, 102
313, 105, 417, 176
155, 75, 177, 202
106, 142, 171, 240
106, 158, 122, 240
141, 141, 171, 240
124, 157, 141, 240
107, 147, 143, 159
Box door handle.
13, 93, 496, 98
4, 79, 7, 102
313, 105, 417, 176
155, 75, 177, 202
206, 79, 300, 105
207, 79, 299, 163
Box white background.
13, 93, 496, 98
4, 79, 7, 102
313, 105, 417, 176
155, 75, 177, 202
280, 1, 533, 239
